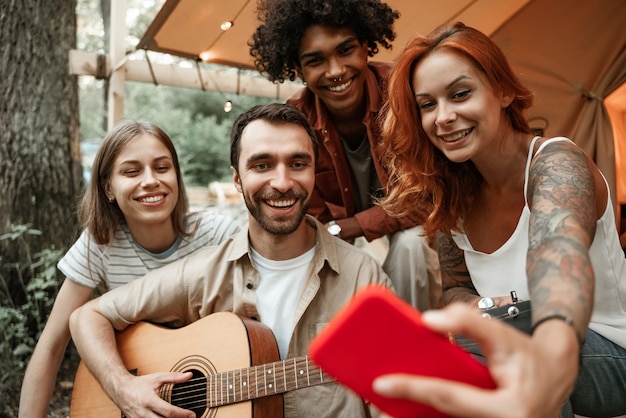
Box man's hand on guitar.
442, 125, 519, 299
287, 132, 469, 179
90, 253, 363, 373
372, 303, 579, 418
112, 371, 195, 418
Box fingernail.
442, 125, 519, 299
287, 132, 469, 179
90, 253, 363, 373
373, 377, 392, 393
422, 310, 446, 324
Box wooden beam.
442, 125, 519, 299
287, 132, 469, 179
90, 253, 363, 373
69, 50, 302, 100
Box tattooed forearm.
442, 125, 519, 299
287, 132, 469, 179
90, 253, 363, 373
527, 239, 594, 342
526, 141, 596, 341
437, 232, 477, 305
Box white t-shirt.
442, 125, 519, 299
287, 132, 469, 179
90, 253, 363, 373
251, 246, 314, 359
58, 210, 239, 290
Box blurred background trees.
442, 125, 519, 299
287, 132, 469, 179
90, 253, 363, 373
1, 0, 82, 414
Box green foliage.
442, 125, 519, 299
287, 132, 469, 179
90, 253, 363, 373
76, 0, 106, 51
0, 225, 64, 407
171, 114, 233, 186
165, 79, 276, 125
121, 81, 277, 186
79, 79, 278, 186
79, 78, 107, 140
76, 0, 278, 188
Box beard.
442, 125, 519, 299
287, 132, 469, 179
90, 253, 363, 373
243, 189, 310, 235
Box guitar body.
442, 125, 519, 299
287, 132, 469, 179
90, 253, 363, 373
69, 312, 283, 418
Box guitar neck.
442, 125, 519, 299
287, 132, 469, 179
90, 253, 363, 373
206, 355, 335, 408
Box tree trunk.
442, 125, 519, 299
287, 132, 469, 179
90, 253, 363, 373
0, 0, 82, 302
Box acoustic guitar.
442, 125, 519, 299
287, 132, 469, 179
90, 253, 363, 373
69, 312, 335, 418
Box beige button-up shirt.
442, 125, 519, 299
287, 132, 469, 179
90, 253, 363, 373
100, 215, 393, 417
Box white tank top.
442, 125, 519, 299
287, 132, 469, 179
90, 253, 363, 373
453, 136, 626, 347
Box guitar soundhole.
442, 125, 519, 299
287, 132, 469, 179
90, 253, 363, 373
171, 369, 207, 417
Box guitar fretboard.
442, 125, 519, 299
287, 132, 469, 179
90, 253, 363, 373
208, 355, 334, 407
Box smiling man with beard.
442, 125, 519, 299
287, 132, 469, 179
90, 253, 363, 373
250, 0, 440, 312
69, 103, 393, 418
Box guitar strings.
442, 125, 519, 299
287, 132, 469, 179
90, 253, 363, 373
163, 376, 207, 410
160, 357, 336, 410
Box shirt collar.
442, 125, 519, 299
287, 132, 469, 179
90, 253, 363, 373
226, 215, 341, 275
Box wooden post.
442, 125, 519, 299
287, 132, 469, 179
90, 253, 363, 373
108, 0, 127, 130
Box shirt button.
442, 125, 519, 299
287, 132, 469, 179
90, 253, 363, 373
246, 283, 253, 289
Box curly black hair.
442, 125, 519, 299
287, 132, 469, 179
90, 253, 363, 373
249, 0, 400, 83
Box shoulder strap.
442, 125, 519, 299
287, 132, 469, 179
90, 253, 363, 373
523, 136, 573, 202
523, 136, 542, 202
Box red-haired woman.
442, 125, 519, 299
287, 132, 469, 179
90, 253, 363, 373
374, 22, 626, 418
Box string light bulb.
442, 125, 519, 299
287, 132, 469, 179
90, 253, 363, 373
224, 100, 233, 112
220, 21, 234, 31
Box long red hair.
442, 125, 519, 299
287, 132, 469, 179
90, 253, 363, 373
379, 22, 534, 236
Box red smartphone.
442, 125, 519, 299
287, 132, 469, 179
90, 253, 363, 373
308, 285, 496, 418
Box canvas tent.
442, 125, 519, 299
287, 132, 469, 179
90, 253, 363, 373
488, 0, 626, 224
71, 0, 626, 224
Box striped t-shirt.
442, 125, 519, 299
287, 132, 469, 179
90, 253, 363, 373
58, 210, 240, 290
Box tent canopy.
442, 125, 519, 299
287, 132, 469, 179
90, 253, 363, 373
134, 0, 626, 213
137, 0, 530, 67
137, 0, 626, 137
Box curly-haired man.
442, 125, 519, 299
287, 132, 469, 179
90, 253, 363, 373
250, 0, 440, 311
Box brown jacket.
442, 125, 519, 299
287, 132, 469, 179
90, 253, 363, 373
287, 61, 424, 241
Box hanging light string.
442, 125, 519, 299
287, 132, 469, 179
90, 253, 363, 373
200, 63, 242, 112
144, 49, 159, 85
195, 59, 206, 91
199, 0, 252, 55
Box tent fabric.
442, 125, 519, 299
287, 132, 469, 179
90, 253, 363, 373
491, 0, 626, 221
134, 0, 626, 225
137, 0, 532, 67
571, 46, 626, 220
491, 0, 626, 136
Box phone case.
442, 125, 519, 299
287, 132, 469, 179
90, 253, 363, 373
308, 285, 496, 418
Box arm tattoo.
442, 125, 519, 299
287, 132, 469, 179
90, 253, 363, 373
526, 141, 596, 341
436, 231, 477, 305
